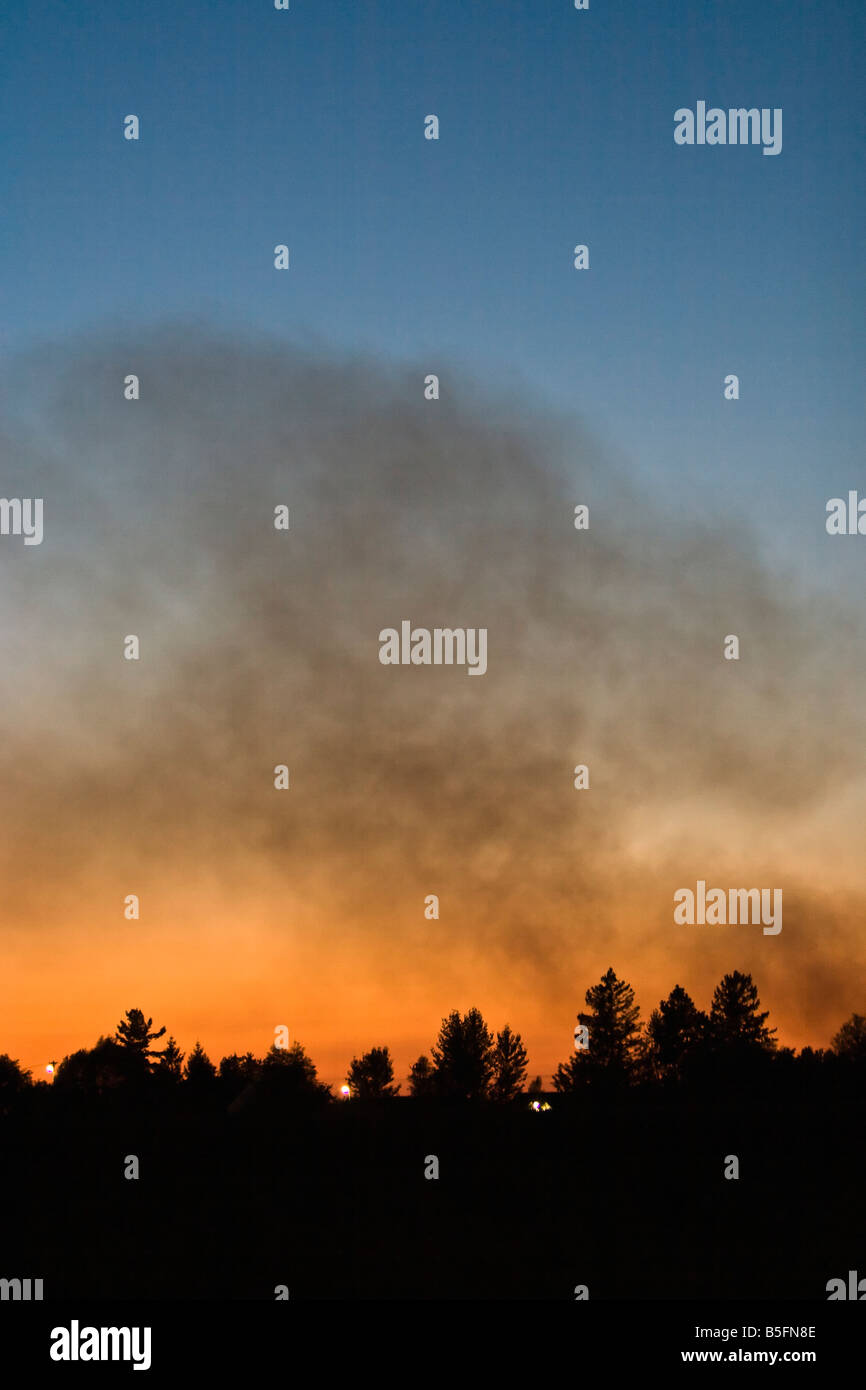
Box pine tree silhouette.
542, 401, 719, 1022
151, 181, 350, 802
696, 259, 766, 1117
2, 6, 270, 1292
184, 1040, 217, 1085
647, 984, 707, 1081
490, 1024, 529, 1101
431, 1007, 495, 1099
115, 1008, 167, 1069
554, 967, 643, 1090
709, 972, 776, 1052
156, 1036, 185, 1079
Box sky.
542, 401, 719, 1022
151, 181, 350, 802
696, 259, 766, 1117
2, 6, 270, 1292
1, 1, 864, 1085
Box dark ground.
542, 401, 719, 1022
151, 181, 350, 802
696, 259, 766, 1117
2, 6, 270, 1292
2, 1077, 862, 1300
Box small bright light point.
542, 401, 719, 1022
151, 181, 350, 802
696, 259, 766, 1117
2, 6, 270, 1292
340, 1084, 350, 1097
530, 1100, 541, 1111
45, 1064, 54, 1075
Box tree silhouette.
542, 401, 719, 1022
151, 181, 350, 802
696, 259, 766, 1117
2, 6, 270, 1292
554, 967, 643, 1091
218, 1052, 262, 1097
647, 984, 707, 1081
431, 1007, 495, 1100
115, 1008, 167, 1068
0, 1054, 32, 1111
260, 1040, 331, 1102
490, 1024, 529, 1101
156, 1036, 185, 1080
708, 972, 776, 1052
831, 1013, 866, 1061
553, 1046, 579, 1091
184, 1040, 217, 1086
408, 1055, 435, 1097
55, 1036, 146, 1091
346, 1046, 400, 1098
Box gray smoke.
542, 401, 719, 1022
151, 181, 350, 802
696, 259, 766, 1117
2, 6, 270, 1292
1, 320, 863, 1047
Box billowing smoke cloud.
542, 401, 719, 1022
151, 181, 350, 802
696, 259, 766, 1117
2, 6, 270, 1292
1, 321, 863, 1068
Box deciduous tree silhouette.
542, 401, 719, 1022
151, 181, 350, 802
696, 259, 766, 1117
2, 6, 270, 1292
0, 1053, 31, 1088
0, 1054, 32, 1112
431, 1007, 495, 1100
408, 1055, 435, 1097
831, 1013, 866, 1061
55, 1036, 146, 1091
260, 1040, 331, 1102
346, 1045, 400, 1098
218, 1052, 262, 1099
490, 1024, 529, 1101
115, 1008, 167, 1069
554, 967, 643, 1091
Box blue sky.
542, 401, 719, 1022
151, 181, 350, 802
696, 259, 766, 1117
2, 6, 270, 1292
2, 0, 864, 564
2, 1, 866, 1080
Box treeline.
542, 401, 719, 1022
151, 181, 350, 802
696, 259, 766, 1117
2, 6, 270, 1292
1, 967, 864, 1108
